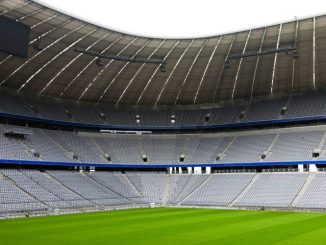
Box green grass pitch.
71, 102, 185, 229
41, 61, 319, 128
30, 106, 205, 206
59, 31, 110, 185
1, 208, 326, 244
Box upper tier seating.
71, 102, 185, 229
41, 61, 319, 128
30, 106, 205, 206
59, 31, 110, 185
2, 89, 326, 127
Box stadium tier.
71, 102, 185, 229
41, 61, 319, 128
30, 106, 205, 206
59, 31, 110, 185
1, 89, 326, 127
0, 124, 326, 165
2, 169, 326, 216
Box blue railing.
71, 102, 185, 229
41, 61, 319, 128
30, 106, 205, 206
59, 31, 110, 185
0, 158, 324, 168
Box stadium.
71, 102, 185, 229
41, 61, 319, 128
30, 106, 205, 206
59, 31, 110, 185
1, 0, 326, 244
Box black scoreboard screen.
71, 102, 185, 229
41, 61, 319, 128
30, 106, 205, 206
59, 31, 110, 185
0, 15, 30, 58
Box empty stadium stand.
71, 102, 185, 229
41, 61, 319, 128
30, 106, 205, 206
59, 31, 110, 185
0, 124, 326, 165
2, 0, 326, 220
2, 169, 326, 217
2, 89, 326, 128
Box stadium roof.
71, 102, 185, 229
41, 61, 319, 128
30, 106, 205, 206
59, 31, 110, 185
33, 0, 326, 39
0, 0, 326, 106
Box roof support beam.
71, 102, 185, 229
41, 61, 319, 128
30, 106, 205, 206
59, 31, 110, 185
115, 40, 166, 106
96, 39, 152, 104
175, 40, 207, 105
0, 1, 32, 16
21, 27, 96, 92
0, 52, 11, 66
227, 45, 296, 60
16, 8, 44, 21
251, 28, 267, 99
291, 21, 299, 92
212, 34, 236, 102
231, 30, 251, 100
30, 13, 61, 30
78, 37, 138, 100
154, 40, 194, 106
74, 47, 165, 65
59, 35, 122, 98
136, 41, 179, 105
313, 17, 316, 88
40, 31, 112, 94
193, 36, 222, 104
270, 24, 282, 94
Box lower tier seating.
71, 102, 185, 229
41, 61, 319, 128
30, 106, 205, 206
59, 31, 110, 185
1, 169, 326, 215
